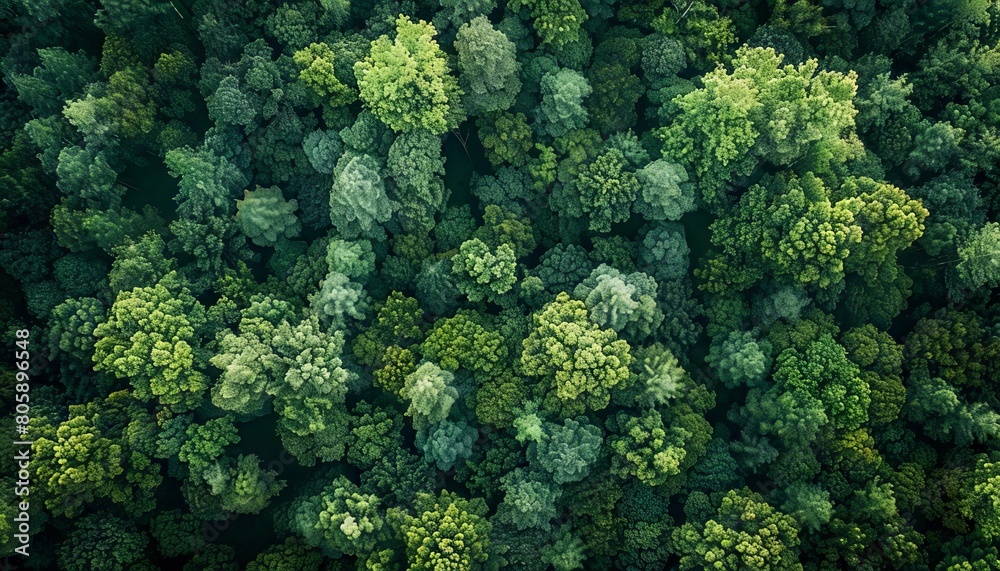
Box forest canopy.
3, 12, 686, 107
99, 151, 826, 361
1, 0, 999, 569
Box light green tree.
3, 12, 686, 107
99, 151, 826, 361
573, 264, 663, 342
957, 222, 1000, 291
965, 456, 1000, 540
508, 0, 588, 47
236, 186, 301, 247
293, 475, 385, 557
521, 292, 632, 415
354, 16, 464, 134
92, 272, 208, 411
634, 160, 696, 222
402, 361, 459, 431
452, 238, 518, 303
329, 153, 396, 241
396, 491, 493, 571
293, 42, 355, 108
420, 311, 507, 377
538, 69, 591, 138
673, 488, 803, 571
658, 47, 859, 210
607, 408, 689, 486
455, 16, 521, 114
271, 314, 353, 465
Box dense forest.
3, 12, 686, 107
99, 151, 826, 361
1, 0, 1000, 569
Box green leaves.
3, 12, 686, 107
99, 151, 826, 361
574, 264, 663, 342
775, 334, 870, 433
966, 457, 1000, 540
574, 148, 640, 232
33, 393, 160, 519
957, 221, 1000, 291
538, 68, 591, 138
402, 361, 459, 431
9, 3, 1000, 569
421, 311, 506, 377
608, 408, 689, 486
293, 475, 385, 557
293, 42, 355, 108
57, 513, 148, 571
330, 153, 396, 241
521, 292, 632, 415
495, 468, 561, 530
659, 47, 859, 210
509, 0, 588, 47
456, 16, 521, 114
770, 177, 861, 289
355, 16, 464, 134
526, 416, 603, 484
236, 186, 301, 247
387, 130, 448, 233
418, 420, 478, 470
35, 413, 125, 518
634, 160, 696, 222
452, 238, 518, 302
703, 172, 926, 296
657, 58, 758, 208
706, 330, 772, 389
93, 272, 208, 411
835, 177, 928, 278
178, 416, 240, 475
673, 488, 802, 571
398, 491, 493, 571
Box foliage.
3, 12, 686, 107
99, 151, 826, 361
706, 330, 773, 389
329, 153, 396, 241
402, 361, 460, 430
354, 15, 464, 134
657, 47, 859, 210
421, 311, 507, 377
396, 490, 493, 571
7, 2, 1000, 568
477, 111, 534, 166
522, 292, 633, 415
33, 392, 161, 518
494, 467, 561, 530
292, 475, 385, 557
634, 160, 696, 222
92, 272, 208, 411
418, 419, 479, 470
293, 42, 355, 108
509, 0, 588, 47
673, 488, 802, 571
387, 130, 448, 233
456, 16, 521, 114
607, 408, 689, 486
956, 222, 1000, 291
538, 68, 592, 138
150, 509, 203, 557
165, 146, 249, 289
452, 238, 518, 303
57, 513, 148, 571
525, 415, 603, 484
573, 264, 663, 342
573, 148, 641, 232
236, 185, 301, 247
